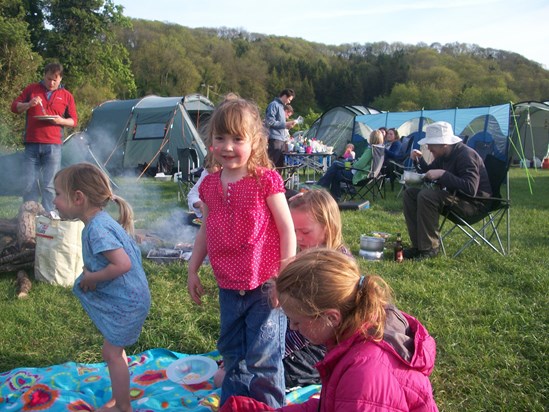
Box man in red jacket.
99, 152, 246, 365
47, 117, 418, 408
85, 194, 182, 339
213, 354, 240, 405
11, 62, 78, 212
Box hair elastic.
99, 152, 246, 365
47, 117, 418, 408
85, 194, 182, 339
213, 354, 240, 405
358, 275, 366, 289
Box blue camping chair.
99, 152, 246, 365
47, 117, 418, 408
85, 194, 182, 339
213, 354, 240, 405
466, 131, 494, 161
388, 131, 426, 196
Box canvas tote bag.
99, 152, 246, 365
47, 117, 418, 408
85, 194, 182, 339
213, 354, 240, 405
34, 215, 84, 287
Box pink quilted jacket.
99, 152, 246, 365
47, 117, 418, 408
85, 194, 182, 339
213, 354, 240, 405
280, 308, 439, 412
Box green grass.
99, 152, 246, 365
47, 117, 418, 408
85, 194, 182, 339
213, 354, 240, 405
1, 168, 548, 411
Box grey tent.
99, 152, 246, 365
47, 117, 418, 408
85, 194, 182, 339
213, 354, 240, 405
0, 94, 213, 196
303, 105, 380, 157
510, 101, 549, 164
63, 94, 214, 175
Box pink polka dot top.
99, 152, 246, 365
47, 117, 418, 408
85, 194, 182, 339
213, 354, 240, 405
199, 167, 285, 290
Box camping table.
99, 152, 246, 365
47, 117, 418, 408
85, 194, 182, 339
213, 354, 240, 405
284, 152, 334, 183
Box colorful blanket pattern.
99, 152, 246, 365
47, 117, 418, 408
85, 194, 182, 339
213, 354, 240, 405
0, 348, 320, 411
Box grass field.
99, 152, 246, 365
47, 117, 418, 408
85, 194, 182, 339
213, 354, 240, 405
0, 168, 547, 411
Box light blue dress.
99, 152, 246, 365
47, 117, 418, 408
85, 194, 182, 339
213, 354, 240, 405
73, 211, 151, 347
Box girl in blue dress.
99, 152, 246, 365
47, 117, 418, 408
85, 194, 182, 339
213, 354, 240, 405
54, 163, 151, 412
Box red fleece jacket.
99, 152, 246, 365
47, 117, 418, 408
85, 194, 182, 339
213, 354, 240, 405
11, 82, 78, 145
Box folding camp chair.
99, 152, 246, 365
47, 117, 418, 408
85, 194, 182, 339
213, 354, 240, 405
438, 154, 510, 257
276, 164, 303, 190
176, 148, 199, 202
341, 144, 386, 201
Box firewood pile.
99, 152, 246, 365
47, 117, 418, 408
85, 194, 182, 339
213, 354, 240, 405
0, 201, 45, 298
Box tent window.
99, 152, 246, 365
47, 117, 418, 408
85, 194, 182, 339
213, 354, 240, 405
134, 123, 166, 140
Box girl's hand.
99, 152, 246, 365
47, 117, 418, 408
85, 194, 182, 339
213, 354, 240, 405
187, 272, 205, 305
80, 268, 97, 292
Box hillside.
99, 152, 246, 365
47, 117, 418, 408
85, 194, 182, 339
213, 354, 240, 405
2, 1, 549, 149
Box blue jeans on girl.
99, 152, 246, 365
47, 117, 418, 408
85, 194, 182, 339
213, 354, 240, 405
217, 283, 286, 408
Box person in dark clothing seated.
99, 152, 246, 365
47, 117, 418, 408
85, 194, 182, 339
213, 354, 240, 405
384, 128, 403, 190
403, 121, 492, 260
316, 130, 384, 201
384, 128, 402, 160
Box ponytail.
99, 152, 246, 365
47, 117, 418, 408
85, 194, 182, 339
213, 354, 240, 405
112, 195, 135, 236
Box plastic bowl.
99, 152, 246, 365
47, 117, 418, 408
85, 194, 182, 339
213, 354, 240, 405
359, 249, 384, 260
166, 355, 218, 385
403, 170, 424, 185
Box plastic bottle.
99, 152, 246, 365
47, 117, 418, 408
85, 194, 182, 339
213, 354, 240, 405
394, 233, 403, 263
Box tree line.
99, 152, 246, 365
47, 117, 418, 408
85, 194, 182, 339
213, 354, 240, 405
2, 0, 549, 150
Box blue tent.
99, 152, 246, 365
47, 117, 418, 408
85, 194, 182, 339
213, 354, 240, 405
354, 103, 511, 161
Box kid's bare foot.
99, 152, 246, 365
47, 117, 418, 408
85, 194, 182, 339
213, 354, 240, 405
96, 403, 132, 412
98, 398, 115, 409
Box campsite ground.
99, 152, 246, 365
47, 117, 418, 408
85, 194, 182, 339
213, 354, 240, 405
0, 167, 547, 411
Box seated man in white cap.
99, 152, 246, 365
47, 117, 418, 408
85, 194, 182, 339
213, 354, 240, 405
402, 121, 492, 260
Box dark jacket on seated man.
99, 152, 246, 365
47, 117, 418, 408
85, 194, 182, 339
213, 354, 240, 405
403, 121, 491, 260
415, 142, 492, 198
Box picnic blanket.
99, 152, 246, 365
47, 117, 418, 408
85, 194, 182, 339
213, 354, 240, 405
0, 348, 320, 411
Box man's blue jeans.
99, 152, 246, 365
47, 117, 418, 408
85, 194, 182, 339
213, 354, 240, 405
217, 283, 286, 408
23, 143, 62, 212
317, 160, 353, 200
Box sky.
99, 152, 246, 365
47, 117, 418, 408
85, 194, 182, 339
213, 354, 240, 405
115, 0, 549, 69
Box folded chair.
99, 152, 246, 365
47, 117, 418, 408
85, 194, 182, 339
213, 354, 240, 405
342, 144, 386, 201
438, 154, 510, 257
176, 148, 199, 202
276, 163, 303, 190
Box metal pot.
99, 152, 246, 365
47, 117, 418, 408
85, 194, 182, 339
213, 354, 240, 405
360, 235, 385, 252
403, 170, 425, 185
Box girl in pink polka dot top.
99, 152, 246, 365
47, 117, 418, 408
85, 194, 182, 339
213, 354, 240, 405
187, 97, 296, 409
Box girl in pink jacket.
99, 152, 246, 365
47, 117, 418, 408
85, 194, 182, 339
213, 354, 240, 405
222, 248, 439, 411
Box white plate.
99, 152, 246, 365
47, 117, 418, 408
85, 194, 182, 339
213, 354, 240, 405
34, 115, 58, 120
166, 355, 217, 384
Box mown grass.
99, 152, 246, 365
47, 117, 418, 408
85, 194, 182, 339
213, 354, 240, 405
0, 168, 547, 411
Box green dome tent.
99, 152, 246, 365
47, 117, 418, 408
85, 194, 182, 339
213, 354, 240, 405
0, 94, 214, 196
303, 105, 380, 157
62, 94, 214, 176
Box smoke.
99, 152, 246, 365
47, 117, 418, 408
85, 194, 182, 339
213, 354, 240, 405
116, 179, 198, 254
143, 208, 197, 247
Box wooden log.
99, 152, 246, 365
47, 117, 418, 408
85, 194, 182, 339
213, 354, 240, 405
0, 234, 16, 252
16, 270, 32, 298
0, 219, 17, 234
0, 261, 34, 273
17, 201, 45, 249
0, 249, 35, 265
